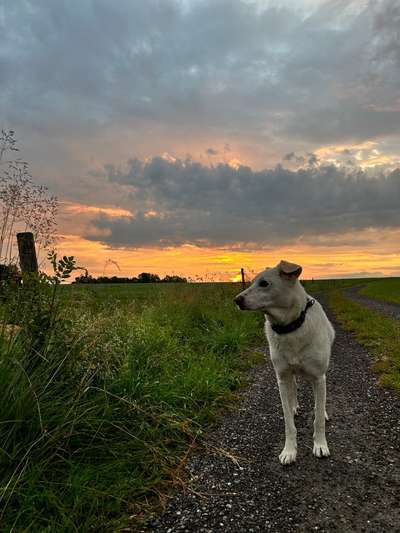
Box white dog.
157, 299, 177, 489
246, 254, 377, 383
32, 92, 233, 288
234, 260, 335, 465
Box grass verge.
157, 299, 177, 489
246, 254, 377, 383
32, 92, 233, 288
0, 282, 264, 532
328, 290, 400, 392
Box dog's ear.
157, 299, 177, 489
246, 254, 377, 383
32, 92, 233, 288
278, 260, 302, 280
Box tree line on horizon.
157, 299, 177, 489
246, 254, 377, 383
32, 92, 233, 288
73, 272, 188, 284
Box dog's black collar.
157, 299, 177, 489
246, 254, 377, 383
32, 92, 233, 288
270, 298, 315, 335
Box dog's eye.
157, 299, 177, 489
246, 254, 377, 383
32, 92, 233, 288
259, 280, 269, 287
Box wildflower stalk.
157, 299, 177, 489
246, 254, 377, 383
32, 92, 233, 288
0, 130, 58, 266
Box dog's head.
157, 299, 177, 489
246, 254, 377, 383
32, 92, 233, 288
234, 260, 302, 313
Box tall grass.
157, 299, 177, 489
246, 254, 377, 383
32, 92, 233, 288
0, 280, 262, 531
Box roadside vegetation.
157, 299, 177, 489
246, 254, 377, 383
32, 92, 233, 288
305, 277, 400, 395
305, 278, 400, 393
0, 267, 263, 531
359, 278, 400, 305
327, 290, 400, 392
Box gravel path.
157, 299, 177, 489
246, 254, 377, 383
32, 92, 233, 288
345, 286, 400, 320
141, 305, 400, 533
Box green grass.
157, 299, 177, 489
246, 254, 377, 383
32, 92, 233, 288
0, 282, 264, 532
302, 277, 377, 293
327, 290, 400, 392
358, 278, 400, 305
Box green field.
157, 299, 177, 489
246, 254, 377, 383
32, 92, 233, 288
0, 281, 263, 532
1, 276, 399, 531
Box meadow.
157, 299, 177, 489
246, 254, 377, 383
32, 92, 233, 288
0, 280, 264, 532
0, 276, 399, 531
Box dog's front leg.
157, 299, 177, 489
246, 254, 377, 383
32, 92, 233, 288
277, 376, 297, 464
291, 376, 299, 415
312, 375, 330, 458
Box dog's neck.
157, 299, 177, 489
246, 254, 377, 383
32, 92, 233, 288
264, 284, 308, 326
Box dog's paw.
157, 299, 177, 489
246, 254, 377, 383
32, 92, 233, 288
313, 441, 330, 458
279, 446, 297, 465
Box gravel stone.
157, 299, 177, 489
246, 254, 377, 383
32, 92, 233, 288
141, 303, 400, 533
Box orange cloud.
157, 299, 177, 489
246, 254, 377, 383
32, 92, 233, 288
314, 141, 400, 169
61, 201, 132, 217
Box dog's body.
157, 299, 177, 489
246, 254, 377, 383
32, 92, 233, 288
235, 260, 335, 464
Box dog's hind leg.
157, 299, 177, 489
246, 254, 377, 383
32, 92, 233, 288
312, 375, 330, 458
277, 376, 297, 464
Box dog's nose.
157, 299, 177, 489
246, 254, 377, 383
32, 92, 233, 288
234, 294, 244, 306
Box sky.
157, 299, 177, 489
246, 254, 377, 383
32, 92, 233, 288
1, 0, 400, 280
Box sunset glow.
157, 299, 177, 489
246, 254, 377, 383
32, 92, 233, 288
51, 226, 400, 282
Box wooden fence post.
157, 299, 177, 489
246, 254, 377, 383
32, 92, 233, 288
241, 267, 246, 290
17, 232, 38, 274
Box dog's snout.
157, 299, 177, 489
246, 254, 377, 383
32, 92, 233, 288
234, 294, 245, 307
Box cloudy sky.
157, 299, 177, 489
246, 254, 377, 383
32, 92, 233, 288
1, 0, 399, 279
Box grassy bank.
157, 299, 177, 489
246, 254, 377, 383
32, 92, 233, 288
327, 290, 400, 392
0, 282, 263, 531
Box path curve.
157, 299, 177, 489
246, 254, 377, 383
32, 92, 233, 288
344, 286, 400, 320
141, 305, 400, 533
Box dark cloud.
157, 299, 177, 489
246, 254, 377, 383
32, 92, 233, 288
283, 152, 304, 163
1, 0, 400, 148
85, 157, 400, 248
372, 0, 400, 67
283, 152, 318, 166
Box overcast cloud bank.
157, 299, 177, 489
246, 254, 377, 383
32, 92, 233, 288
86, 157, 400, 248
1, 0, 399, 149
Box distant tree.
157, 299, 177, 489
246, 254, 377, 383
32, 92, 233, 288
137, 272, 160, 283
74, 273, 96, 284
162, 274, 187, 283
74, 274, 140, 284
74, 272, 189, 284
